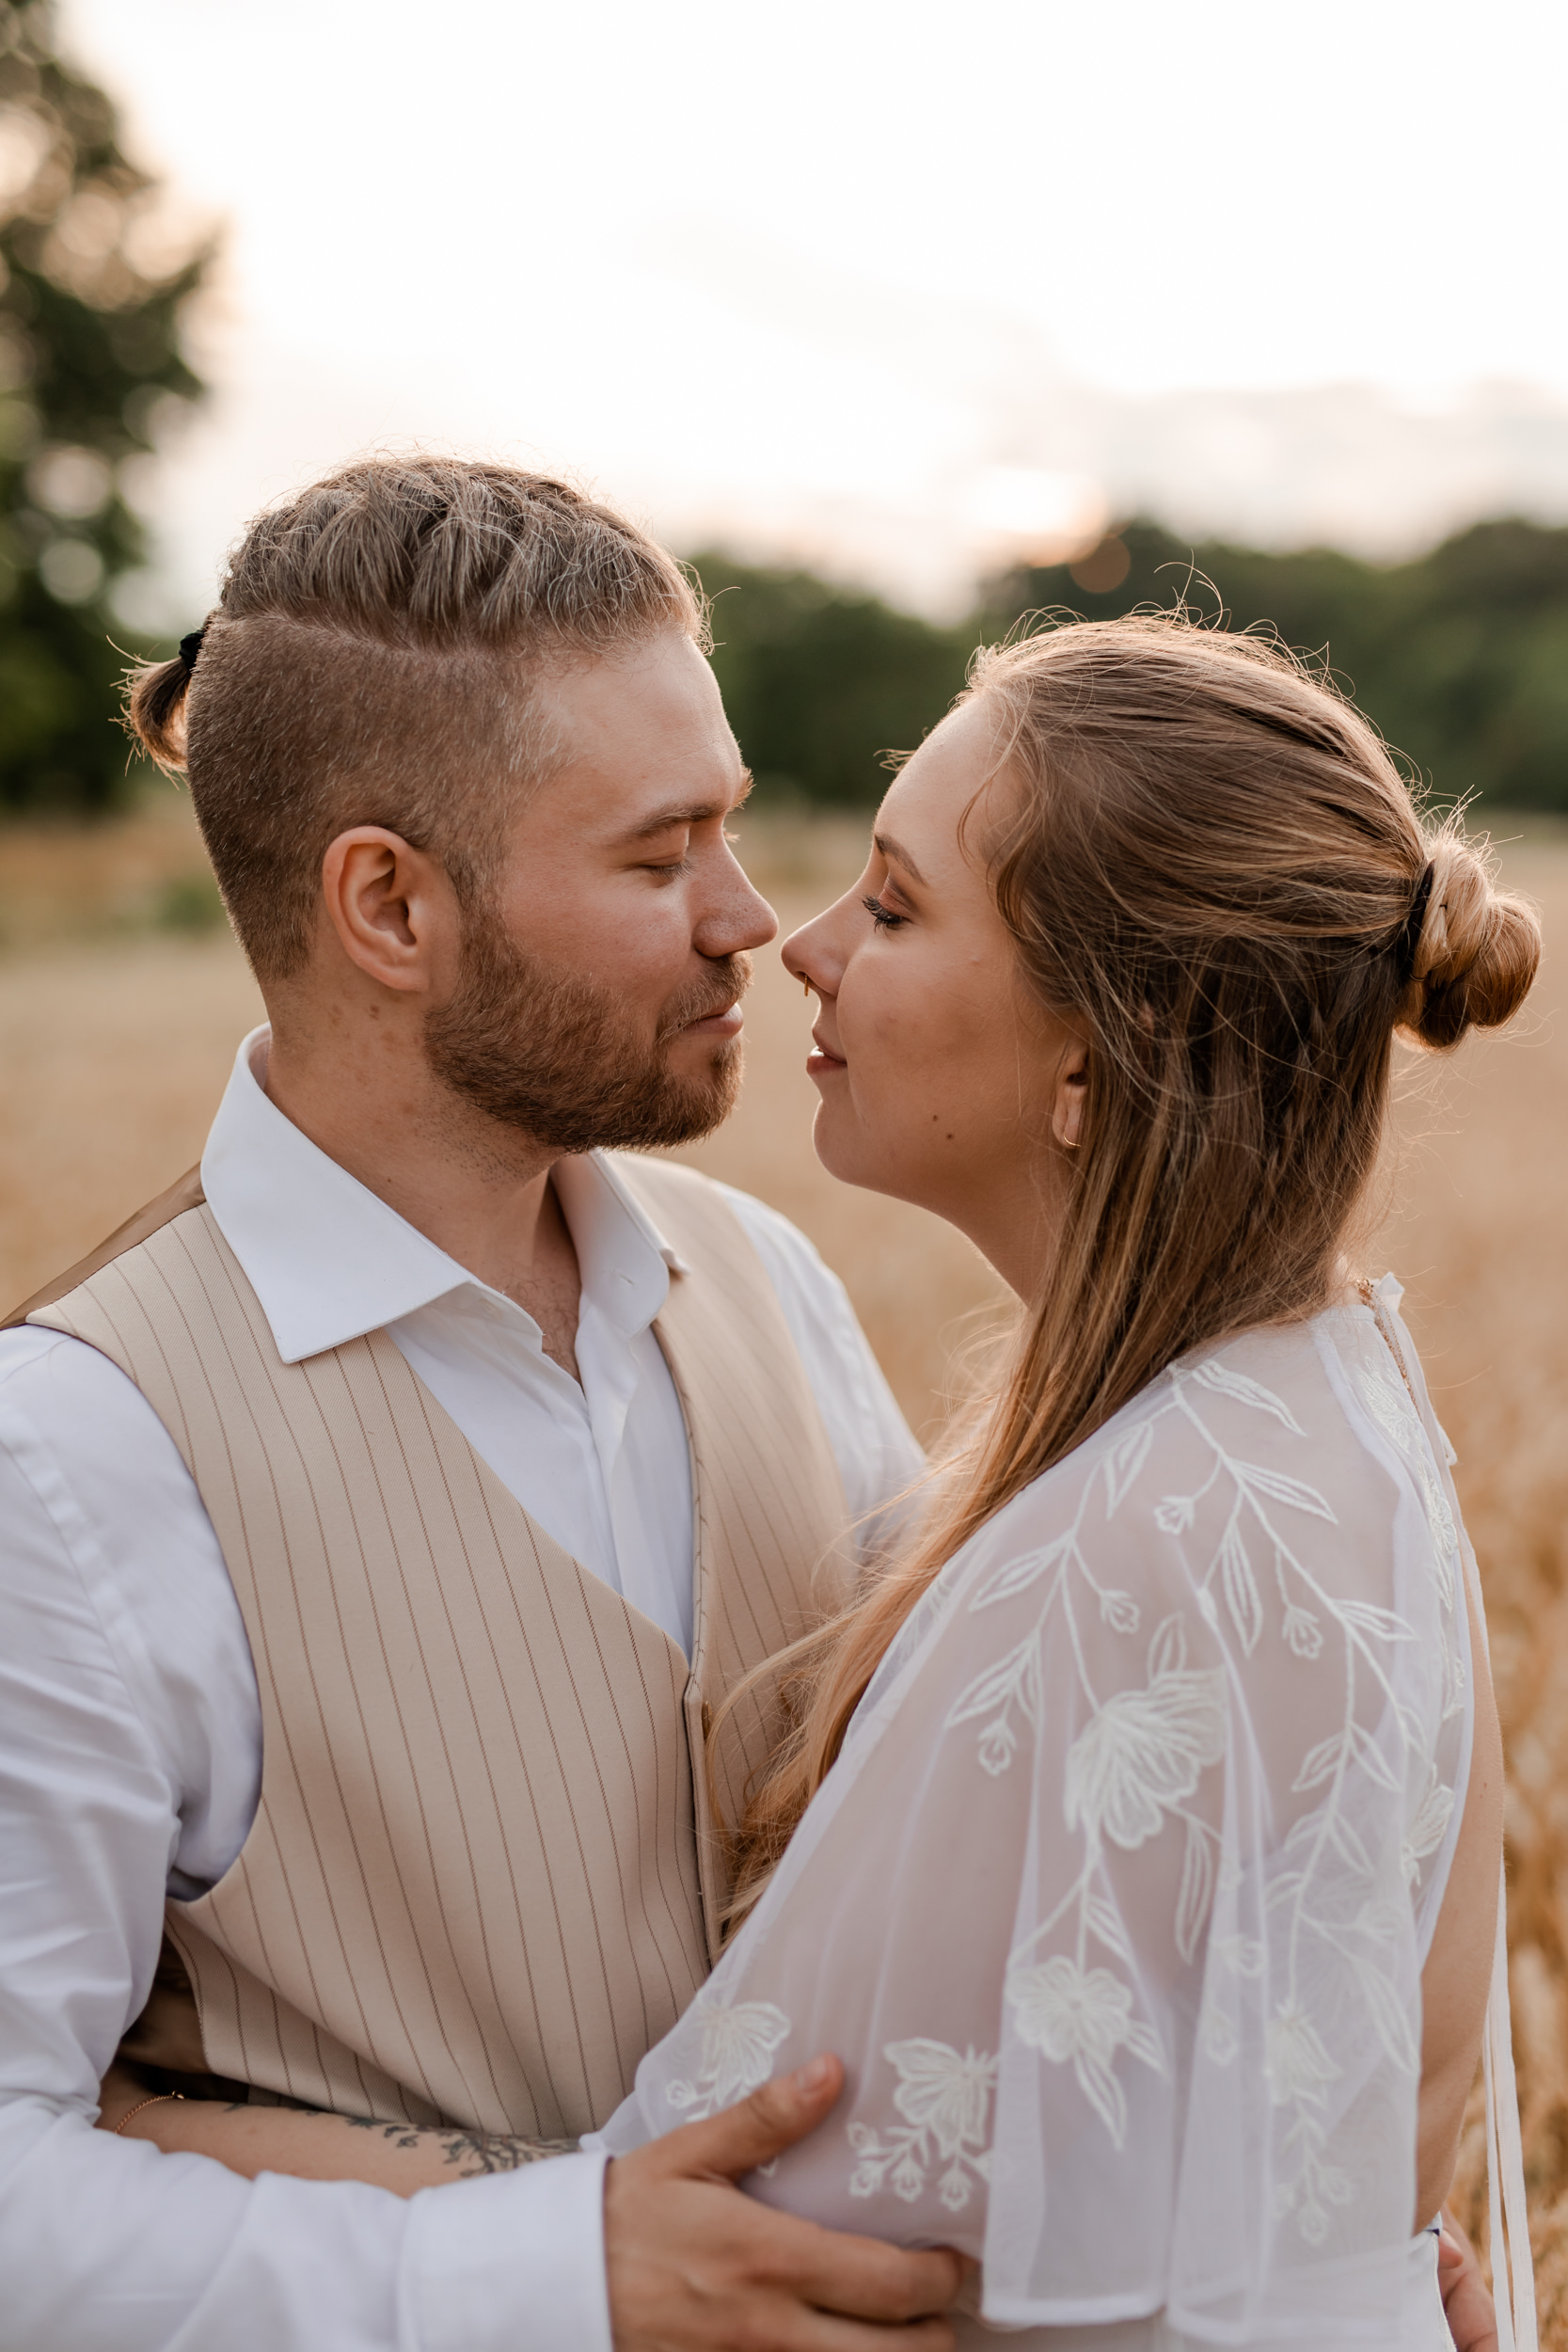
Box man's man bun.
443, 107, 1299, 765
125, 628, 212, 771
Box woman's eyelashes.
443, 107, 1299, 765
863, 893, 908, 931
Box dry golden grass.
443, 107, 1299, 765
3, 801, 1565, 2322
0, 805, 1007, 1426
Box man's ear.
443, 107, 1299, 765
1052, 1037, 1090, 1151
320, 827, 455, 994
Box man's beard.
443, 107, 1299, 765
424, 900, 749, 1155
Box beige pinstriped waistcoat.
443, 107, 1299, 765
24, 1154, 849, 2139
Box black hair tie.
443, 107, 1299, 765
177, 627, 206, 674
1394, 862, 1435, 988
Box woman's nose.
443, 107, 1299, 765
784, 894, 855, 996
781, 921, 823, 993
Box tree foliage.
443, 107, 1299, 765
694, 519, 1568, 815
694, 551, 972, 809
0, 0, 1562, 833
986, 518, 1568, 815
0, 0, 209, 813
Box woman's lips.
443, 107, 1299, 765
807, 1031, 847, 1078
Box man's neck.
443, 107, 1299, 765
261, 1021, 585, 1378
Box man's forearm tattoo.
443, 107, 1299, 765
342, 2113, 576, 2175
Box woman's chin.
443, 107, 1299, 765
810, 1103, 921, 1205
810, 1101, 873, 1191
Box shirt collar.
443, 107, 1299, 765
200, 1025, 686, 1364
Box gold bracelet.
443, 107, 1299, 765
113, 2091, 186, 2136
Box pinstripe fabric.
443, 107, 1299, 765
28, 1155, 847, 2137
625, 1158, 855, 1961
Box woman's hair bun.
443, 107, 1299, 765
1401, 822, 1542, 1050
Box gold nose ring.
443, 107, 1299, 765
802, 976, 812, 997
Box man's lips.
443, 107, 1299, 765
680, 1002, 744, 1038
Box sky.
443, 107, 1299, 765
61, 0, 1568, 620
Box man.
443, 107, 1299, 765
0, 460, 962, 2350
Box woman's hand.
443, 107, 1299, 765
1438, 2214, 1498, 2352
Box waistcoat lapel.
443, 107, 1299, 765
612, 1156, 852, 1956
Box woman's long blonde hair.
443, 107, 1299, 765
724, 611, 1541, 1913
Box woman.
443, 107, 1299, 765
103, 615, 1539, 2344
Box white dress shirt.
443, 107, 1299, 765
0, 1028, 923, 2352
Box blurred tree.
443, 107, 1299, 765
0, 0, 210, 813
692, 551, 973, 806
694, 521, 1568, 817
983, 516, 1568, 813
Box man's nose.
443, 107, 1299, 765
697, 862, 778, 959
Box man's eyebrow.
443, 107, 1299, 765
874, 830, 926, 885
622, 771, 753, 841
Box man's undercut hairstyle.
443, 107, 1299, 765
126, 459, 707, 980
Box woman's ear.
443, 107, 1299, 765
1052, 1038, 1090, 1150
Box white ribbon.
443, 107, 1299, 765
1482, 1858, 1537, 2352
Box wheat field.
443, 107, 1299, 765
3, 803, 1565, 2326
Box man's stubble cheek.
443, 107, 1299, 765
422, 905, 745, 1152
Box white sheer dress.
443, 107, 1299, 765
593, 1279, 1534, 2347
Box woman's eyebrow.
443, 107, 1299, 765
874, 831, 926, 885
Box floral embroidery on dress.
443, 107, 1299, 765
664, 1996, 792, 2121
597, 1300, 1472, 2326
1063, 1622, 1227, 1851
848, 2040, 996, 2211
1355, 1357, 1459, 1568
936, 1341, 1446, 2239
1352, 1349, 1467, 1726
1265, 2003, 1354, 2245
1402, 1767, 1457, 1888
1006, 1955, 1164, 2147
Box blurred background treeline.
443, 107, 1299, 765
1, 0, 1565, 835
698, 517, 1568, 817
0, 0, 206, 817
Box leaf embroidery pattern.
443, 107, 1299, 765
1351, 1361, 1466, 1725
848, 2040, 997, 2211
1355, 1362, 1460, 1575
665, 1997, 792, 2122
935, 1333, 1453, 2245
1402, 1770, 1456, 1887
1006, 1955, 1164, 2149
1165, 1355, 1448, 2235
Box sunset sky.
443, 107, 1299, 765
63, 0, 1568, 618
